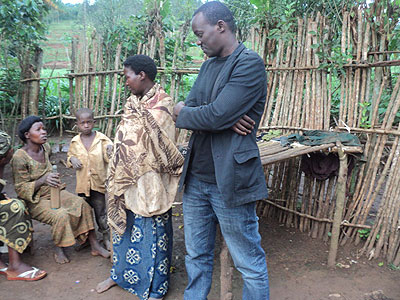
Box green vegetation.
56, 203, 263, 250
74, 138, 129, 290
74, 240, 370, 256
1, 0, 400, 132
358, 228, 380, 241
358, 228, 371, 240
0, 0, 50, 127
389, 263, 400, 271
38, 69, 70, 132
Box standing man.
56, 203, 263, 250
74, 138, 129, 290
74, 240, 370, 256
173, 2, 269, 300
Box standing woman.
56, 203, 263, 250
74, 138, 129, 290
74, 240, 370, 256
96, 55, 184, 300
11, 116, 110, 264
0, 130, 46, 281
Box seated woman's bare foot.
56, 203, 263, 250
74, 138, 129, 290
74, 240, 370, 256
54, 247, 70, 264
96, 277, 116, 293
91, 243, 110, 258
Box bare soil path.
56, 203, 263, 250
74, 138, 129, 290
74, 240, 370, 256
1, 138, 399, 300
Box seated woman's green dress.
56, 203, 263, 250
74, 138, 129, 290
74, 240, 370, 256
0, 179, 33, 253
11, 144, 95, 247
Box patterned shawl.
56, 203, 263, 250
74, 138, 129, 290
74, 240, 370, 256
107, 83, 184, 234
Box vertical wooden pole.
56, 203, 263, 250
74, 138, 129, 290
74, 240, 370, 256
328, 142, 347, 267
42, 85, 47, 121
106, 44, 122, 136
69, 77, 75, 116
58, 79, 63, 137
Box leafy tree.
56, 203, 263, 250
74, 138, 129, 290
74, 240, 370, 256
88, 0, 143, 38
225, 0, 256, 42
45, 0, 79, 23
0, 0, 49, 48
0, 0, 51, 117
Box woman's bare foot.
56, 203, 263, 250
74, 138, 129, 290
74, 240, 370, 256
6, 261, 32, 275
96, 277, 116, 293
54, 247, 70, 264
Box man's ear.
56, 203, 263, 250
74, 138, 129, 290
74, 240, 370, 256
216, 20, 226, 33
139, 71, 147, 81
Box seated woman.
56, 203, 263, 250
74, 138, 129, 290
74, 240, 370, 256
11, 116, 110, 264
0, 130, 46, 281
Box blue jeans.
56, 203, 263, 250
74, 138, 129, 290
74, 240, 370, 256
183, 175, 269, 300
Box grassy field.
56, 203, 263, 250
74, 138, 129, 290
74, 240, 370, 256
41, 20, 80, 69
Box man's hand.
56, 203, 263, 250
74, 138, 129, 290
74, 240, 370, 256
231, 115, 255, 136
173, 102, 185, 122
106, 145, 113, 158
69, 156, 82, 169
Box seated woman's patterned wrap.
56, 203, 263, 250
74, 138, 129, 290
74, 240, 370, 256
0, 130, 33, 253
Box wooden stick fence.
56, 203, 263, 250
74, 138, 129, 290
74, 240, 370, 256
13, 6, 400, 268
255, 7, 400, 267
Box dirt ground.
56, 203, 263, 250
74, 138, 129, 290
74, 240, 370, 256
1, 138, 399, 300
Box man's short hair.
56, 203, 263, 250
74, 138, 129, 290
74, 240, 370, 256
123, 55, 157, 81
193, 1, 237, 34
75, 108, 94, 120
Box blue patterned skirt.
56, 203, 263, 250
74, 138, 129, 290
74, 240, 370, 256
110, 209, 173, 300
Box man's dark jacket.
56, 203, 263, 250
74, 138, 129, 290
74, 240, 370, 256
176, 43, 268, 207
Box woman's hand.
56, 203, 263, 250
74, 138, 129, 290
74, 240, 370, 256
34, 171, 61, 192
0, 156, 8, 167
44, 172, 61, 187
0, 149, 13, 167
